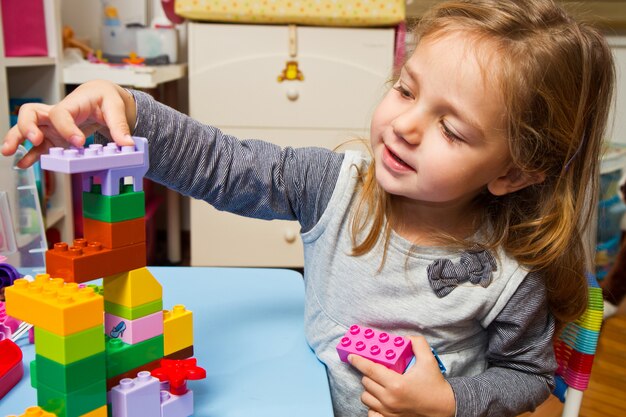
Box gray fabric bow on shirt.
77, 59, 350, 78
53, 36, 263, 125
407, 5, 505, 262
427, 250, 497, 297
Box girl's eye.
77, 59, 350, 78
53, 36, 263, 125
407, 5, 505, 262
393, 83, 413, 100
441, 121, 464, 144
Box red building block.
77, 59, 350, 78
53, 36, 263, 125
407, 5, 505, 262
46, 239, 146, 283
151, 358, 206, 396
83, 217, 146, 249
336, 325, 414, 374
0, 339, 23, 399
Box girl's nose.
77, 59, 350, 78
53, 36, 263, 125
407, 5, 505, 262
392, 108, 424, 145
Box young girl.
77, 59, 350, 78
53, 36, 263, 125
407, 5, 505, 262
2, 0, 615, 416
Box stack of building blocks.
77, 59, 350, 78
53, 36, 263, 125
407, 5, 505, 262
5, 275, 107, 416
5, 137, 199, 416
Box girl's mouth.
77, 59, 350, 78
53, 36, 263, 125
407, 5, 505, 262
383, 145, 414, 172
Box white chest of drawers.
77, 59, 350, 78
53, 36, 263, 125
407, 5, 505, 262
188, 22, 396, 266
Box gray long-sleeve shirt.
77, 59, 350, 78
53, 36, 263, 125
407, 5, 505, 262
107, 90, 556, 417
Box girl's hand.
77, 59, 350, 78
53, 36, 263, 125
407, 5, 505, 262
349, 336, 456, 417
1, 79, 137, 169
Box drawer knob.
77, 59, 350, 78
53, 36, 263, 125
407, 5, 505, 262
286, 89, 299, 101
284, 229, 297, 243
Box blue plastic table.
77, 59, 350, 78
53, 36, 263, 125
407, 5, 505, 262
0, 267, 334, 417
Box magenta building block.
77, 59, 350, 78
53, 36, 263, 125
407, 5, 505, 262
105, 311, 164, 345
160, 389, 194, 417
40, 137, 149, 196
0, 302, 21, 341
336, 325, 414, 374
110, 370, 161, 417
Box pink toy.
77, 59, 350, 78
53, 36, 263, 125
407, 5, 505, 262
105, 310, 164, 345
336, 325, 414, 374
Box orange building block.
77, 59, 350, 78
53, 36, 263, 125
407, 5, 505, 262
83, 217, 146, 249
80, 405, 108, 417
5, 275, 103, 336
46, 239, 146, 283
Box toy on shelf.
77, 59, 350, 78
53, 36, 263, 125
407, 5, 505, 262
5, 137, 202, 417
336, 324, 446, 375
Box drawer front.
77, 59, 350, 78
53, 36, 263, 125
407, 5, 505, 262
189, 127, 369, 267
189, 23, 395, 130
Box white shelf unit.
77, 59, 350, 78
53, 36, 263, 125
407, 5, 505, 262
188, 23, 395, 267
0, 0, 74, 245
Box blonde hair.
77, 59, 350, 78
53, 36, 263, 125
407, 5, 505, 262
351, 0, 615, 325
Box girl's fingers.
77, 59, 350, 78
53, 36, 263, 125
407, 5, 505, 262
1, 125, 27, 156
361, 390, 384, 413
15, 102, 51, 147
100, 91, 134, 146
361, 375, 387, 400
48, 105, 87, 147
15, 141, 54, 169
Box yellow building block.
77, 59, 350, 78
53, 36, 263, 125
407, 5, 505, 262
80, 405, 108, 416
163, 305, 193, 356
103, 267, 162, 308
5, 275, 103, 336
6, 405, 56, 416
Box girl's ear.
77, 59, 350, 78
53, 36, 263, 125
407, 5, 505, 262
487, 166, 546, 196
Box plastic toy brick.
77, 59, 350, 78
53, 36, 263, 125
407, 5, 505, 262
83, 217, 146, 249
105, 298, 163, 320
78, 405, 107, 417
106, 358, 161, 391
40, 142, 144, 174
164, 345, 194, 361
163, 305, 193, 356
105, 310, 164, 345
336, 325, 414, 374
34, 325, 105, 365
0, 300, 22, 340
0, 339, 23, 400
0, 262, 21, 295
34, 352, 106, 392
82, 185, 145, 223
110, 371, 161, 417
45, 239, 146, 283
5, 275, 103, 336
103, 267, 163, 308
37, 379, 106, 417
6, 406, 56, 417
152, 358, 206, 396
160, 389, 194, 417
105, 334, 164, 378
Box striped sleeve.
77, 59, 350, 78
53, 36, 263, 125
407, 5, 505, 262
447, 272, 557, 417
98, 90, 345, 232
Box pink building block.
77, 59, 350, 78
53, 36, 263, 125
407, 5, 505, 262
105, 311, 164, 345
336, 325, 414, 374
160, 389, 194, 417
110, 371, 161, 417
0, 301, 21, 341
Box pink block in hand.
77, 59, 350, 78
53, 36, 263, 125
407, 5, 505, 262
336, 324, 414, 374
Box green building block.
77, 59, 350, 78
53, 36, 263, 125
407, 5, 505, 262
38, 379, 106, 417
30, 360, 37, 388
104, 298, 162, 320
35, 352, 106, 392
35, 326, 105, 365
105, 334, 164, 378
82, 184, 145, 223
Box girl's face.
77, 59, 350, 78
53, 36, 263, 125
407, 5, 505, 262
370, 31, 513, 213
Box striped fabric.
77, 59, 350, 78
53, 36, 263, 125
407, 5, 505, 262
554, 273, 604, 393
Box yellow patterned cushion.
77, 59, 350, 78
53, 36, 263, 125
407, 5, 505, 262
175, 0, 405, 27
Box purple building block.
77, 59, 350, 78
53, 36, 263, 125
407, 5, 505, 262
160, 389, 194, 417
336, 325, 414, 374
40, 137, 149, 196
110, 370, 161, 417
